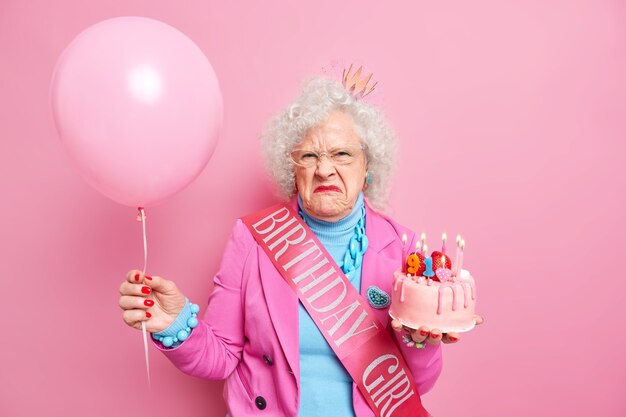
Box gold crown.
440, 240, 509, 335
342, 64, 377, 99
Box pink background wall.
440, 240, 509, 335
1, 0, 625, 416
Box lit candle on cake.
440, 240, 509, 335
441, 232, 447, 255
435, 254, 452, 282
454, 234, 462, 276
423, 244, 428, 257
401, 233, 407, 273
455, 239, 465, 276
420, 233, 426, 255
415, 240, 421, 255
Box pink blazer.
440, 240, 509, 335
157, 200, 442, 417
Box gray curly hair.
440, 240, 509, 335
261, 76, 397, 210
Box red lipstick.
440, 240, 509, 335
314, 185, 341, 193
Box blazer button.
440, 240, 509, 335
255, 396, 267, 410
263, 354, 273, 366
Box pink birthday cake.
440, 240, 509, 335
388, 235, 477, 333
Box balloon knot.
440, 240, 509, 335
136, 207, 146, 222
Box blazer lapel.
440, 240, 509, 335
257, 248, 300, 380
361, 204, 400, 325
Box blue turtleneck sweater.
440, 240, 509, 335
297, 192, 365, 417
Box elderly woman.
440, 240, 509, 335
119, 76, 478, 417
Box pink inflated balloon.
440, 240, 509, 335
51, 17, 222, 207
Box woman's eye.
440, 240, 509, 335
333, 150, 352, 158
301, 152, 317, 160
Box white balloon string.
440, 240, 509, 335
141, 320, 151, 388
138, 207, 151, 388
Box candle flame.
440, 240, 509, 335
442, 232, 447, 242
402, 233, 407, 245
456, 234, 462, 244
420, 232, 426, 241
460, 239, 465, 250
423, 244, 428, 254
415, 241, 421, 251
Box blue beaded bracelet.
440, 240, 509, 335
152, 300, 200, 348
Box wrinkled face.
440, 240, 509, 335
293, 110, 367, 222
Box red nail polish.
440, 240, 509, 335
449, 336, 458, 342
420, 330, 429, 336
146, 312, 152, 318
145, 275, 152, 280
141, 286, 151, 294
144, 299, 154, 307
134, 273, 140, 281
431, 333, 440, 338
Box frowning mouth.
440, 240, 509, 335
314, 185, 341, 193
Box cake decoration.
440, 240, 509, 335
389, 232, 477, 333
453, 234, 462, 275
441, 232, 447, 254
406, 252, 425, 276
422, 257, 435, 278
430, 251, 452, 272
435, 267, 452, 283
401, 233, 408, 273
455, 238, 465, 276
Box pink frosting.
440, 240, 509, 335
389, 270, 477, 333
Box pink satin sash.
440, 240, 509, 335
242, 204, 430, 417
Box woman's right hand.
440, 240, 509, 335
118, 270, 186, 333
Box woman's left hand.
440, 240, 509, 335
391, 315, 484, 346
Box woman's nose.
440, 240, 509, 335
315, 155, 336, 176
